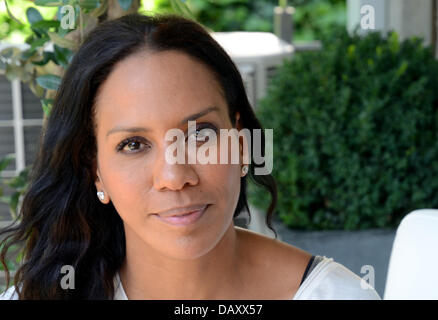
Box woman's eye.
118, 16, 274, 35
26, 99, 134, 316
187, 123, 218, 142
194, 129, 208, 142
117, 137, 150, 153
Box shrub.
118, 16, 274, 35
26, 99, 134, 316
249, 26, 438, 230
152, 0, 346, 41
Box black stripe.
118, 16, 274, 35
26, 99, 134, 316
300, 255, 315, 286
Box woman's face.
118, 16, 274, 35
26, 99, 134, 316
93, 49, 243, 259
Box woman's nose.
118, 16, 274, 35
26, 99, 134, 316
152, 144, 199, 191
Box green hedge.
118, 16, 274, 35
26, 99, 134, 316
153, 0, 346, 41
249, 26, 438, 230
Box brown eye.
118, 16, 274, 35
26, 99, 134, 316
117, 137, 150, 154
127, 141, 140, 151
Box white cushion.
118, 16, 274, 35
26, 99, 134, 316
384, 209, 438, 299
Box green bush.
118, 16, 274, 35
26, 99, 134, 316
249, 26, 438, 230
153, 0, 345, 41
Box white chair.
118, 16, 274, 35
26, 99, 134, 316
383, 209, 438, 299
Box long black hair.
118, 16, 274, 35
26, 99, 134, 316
0, 13, 277, 299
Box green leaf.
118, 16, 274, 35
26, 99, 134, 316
28, 80, 45, 98
79, 0, 100, 10
34, 0, 63, 6
169, 0, 179, 14
31, 28, 44, 39
25, 35, 34, 45
9, 191, 20, 217
0, 195, 11, 206
53, 45, 71, 68
15, 249, 24, 266
48, 32, 77, 51
29, 36, 49, 51
7, 175, 24, 189
31, 51, 52, 66
170, 0, 195, 19
177, 0, 194, 18
0, 154, 14, 171
41, 98, 53, 116
4, 0, 22, 25
36, 74, 62, 90
118, 0, 132, 11
389, 32, 399, 54
395, 60, 409, 77
347, 44, 355, 59
26, 7, 43, 25
31, 20, 60, 30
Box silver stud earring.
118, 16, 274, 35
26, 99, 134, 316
241, 165, 248, 176
97, 191, 105, 201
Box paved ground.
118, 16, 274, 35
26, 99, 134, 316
240, 206, 397, 299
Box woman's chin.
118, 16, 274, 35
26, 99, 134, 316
152, 231, 224, 260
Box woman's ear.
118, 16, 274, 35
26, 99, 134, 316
93, 163, 109, 203
95, 171, 102, 192
92, 160, 100, 188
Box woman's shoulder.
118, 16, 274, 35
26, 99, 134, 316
0, 285, 19, 300
234, 227, 381, 300
293, 256, 382, 300
235, 227, 314, 299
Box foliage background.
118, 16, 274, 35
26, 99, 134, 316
249, 26, 438, 230
1, 0, 347, 43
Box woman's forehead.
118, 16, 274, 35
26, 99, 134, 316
93, 50, 229, 133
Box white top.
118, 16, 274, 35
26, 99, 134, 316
292, 256, 381, 299
0, 256, 381, 300
113, 256, 381, 300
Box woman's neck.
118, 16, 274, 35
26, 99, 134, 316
118, 223, 247, 299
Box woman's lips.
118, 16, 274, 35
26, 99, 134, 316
153, 204, 209, 226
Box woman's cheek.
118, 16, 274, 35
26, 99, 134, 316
207, 162, 241, 212
211, 134, 243, 208
102, 158, 148, 219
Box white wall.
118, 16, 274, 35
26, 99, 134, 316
347, 0, 434, 47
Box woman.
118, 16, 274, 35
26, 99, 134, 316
0, 13, 380, 300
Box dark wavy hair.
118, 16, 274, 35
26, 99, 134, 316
0, 13, 277, 299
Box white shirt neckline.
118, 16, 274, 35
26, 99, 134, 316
113, 256, 334, 300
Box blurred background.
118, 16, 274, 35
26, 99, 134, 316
0, 0, 346, 43
1, 0, 438, 299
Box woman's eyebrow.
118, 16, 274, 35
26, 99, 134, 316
106, 126, 150, 139
179, 105, 220, 125
105, 105, 220, 139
